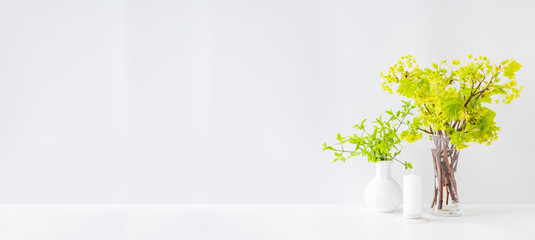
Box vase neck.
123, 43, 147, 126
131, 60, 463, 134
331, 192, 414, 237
375, 161, 392, 179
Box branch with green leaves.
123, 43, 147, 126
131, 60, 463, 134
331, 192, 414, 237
322, 101, 415, 170
381, 55, 523, 149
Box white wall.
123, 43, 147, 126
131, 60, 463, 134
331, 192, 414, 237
0, 0, 128, 202
0, 0, 534, 203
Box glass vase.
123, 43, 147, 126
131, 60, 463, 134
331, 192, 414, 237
430, 134, 462, 217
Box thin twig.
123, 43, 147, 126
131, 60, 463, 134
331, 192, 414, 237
395, 112, 408, 133
391, 157, 408, 167
419, 128, 432, 134
331, 149, 356, 154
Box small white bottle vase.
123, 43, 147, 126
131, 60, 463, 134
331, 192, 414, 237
364, 161, 402, 212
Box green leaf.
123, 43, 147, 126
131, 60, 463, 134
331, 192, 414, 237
322, 145, 334, 151
354, 119, 367, 129
509, 60, 522, 71
503, 60, 522, 78
443, 98, 464, 120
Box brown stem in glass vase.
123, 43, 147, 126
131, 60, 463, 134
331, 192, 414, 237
441, 135, 461, 210
442, 150, 458, 203
452, 150, 459, 172
435, 148, 444, 210
446, 185, 450, 205
431, 132, 462, 211
450, 149, 459, 202
441, 160, 457, 203
431, 149, 439, 208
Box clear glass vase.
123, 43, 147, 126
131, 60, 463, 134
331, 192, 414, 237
430, 134, 462, 217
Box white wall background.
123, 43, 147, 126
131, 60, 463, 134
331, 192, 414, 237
0, 0, 534, 204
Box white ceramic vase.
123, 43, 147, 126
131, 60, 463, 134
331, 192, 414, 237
364, 161, 402, 212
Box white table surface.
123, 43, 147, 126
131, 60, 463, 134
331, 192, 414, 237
0, 204, 533, 240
